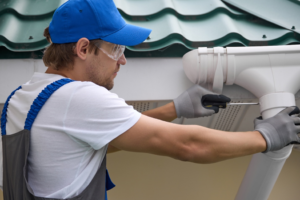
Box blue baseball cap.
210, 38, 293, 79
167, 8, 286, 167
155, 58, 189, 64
49, 0, 152, 46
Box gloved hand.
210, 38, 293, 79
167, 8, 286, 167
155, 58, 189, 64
173, 84, 231, 118
254, 106, 300, 153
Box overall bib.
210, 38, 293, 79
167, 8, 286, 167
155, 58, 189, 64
1, 79, 115, 200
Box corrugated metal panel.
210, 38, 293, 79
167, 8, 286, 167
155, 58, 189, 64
114, 0, 246, 17
223, 0, 300, 34
117, 0, 300, 57
0, 0, 299, 58
0, 0, 66, 52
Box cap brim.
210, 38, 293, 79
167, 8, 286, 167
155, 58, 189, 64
101, 24, 152, 46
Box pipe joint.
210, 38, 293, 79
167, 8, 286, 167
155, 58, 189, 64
259, 93, 295, 118
264, 146, 293, 160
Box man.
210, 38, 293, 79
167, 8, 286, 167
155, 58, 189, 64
1, 0, 300, 199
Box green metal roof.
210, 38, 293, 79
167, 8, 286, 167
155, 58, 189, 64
0, 0, 300, 59
223, 0, 300, 34
0, 0, 65, 52
114, 0, 246, 17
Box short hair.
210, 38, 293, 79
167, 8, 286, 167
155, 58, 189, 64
43, 27, 100, 70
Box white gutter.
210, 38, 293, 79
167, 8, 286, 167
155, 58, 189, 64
182, 45, 300, 200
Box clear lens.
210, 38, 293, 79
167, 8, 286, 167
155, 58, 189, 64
94, 40, 125, 61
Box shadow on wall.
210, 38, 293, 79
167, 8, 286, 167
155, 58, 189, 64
107, 150, 300, 200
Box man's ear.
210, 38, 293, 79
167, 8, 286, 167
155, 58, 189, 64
76, 38, 90, 60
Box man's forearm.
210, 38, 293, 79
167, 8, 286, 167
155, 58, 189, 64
176, 125, 267, 163
111, 115, 267, 163
142, 102, 177, 122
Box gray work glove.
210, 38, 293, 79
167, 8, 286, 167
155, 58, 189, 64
254, 106, 300, 153
173, 84, 231, 118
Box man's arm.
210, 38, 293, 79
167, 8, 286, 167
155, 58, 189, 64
110, 115, 267, 163
110, 107, 300, 160
107, 84, 231, 153
142, 102, 177, 122
141, 85, 231, 122
107, 102, 177, 153
141, 84, 232, 122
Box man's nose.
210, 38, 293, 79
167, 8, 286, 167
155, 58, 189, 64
117, 54, 127, 65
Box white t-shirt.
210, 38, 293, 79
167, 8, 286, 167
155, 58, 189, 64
0, 72, 141, 198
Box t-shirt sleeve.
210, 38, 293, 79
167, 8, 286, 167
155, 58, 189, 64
63, 82, 141, 150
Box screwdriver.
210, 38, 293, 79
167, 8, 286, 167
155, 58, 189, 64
228, 102, 259, 106
201, 94, 259, 109
203, 102, 259, 108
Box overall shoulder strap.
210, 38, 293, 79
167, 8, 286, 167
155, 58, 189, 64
1, 86, 22, 136
24, 78, 75, 131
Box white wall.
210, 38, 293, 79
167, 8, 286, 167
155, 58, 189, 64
0, 59, 47, 103
0, 58, 259, 104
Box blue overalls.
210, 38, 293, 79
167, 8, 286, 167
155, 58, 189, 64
1, 79, 115, 200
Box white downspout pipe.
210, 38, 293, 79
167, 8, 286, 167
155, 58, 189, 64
182, 45, 300, 200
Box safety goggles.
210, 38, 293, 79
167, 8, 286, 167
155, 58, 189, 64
94, 40, 125, 61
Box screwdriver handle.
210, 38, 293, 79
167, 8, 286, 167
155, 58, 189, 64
201, 94, 231, 113
202, 102, 227, 108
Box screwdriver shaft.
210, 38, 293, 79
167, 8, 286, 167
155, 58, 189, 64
227, 102, 259, 106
